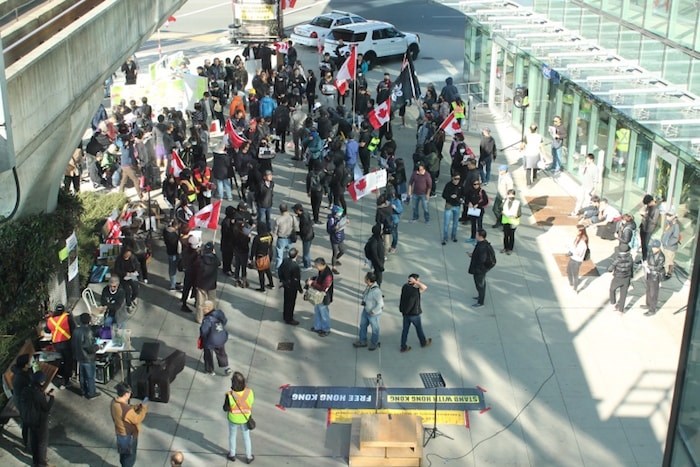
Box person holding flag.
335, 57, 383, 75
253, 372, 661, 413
391, 51, 421, 128
335, 46, 356, 98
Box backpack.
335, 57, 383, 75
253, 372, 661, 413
484, 242, 497, 271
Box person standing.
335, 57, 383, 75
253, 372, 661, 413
24, 371, 54, 467
200, 301, 231, 376
571, 153, 600, 216
110, 382, 149, 467
220, 206, 237, 277
548, 115, 565, 174
196, 242, 221, 324
643, 239, 666, 316
326, 205, 347, 275
72, 313, 101, 399
521, 124, 543, 186
608, 243, 634, 312
399, 274, 431, 353
639, 194, 660, 261
567, 225, 589, 293
223, 371, 255, 464
272, 203, 297, 273
364, 224, 386, 286
478, 128, 496, 185
256, 170, 275, 231
250, 223, 275, 292
180, 235, 201, 314
491, 165, 513, 228
278, 248, 303, 325
163, 220, 181, 291
500, 189, 521, 254
11, 354, 32, 449
45, 304, 75, 389
232, 218, 251, 288
293, 203, 314, 270
353, 272, 384, 351
661, 211, 680, 280
468, 229, 496, 307
307, 257, 334, 337
441, 173, 463, 245
464, 180, 489, 244
409, 162, 432, 223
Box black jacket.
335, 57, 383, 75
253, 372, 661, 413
278, 257, 303, 292
469, 240, 492, 275
399, 283, 422, 316
197, 252, 221, 290
232, 225, 251, 255
608, 251, 634, 278
220, 217, 237, 250
163, 227, 180, 256
641, 205, 660, 234
479, 135, 497, 161
72, 324, 97, 363
364, 225, 385, 270
617, 220, 636, 245
297, 211, 315, 242
113, 254, 141, 280
442, 181, 464, 207
646, 250, 666, 278
212, 151, 232, 180
256, 181, 274, 208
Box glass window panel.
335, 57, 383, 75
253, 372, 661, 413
602, 121, 631, 207
663, 48, 691, 89
668, 0, 698, 48
580, 13, 601, 38
639, 37, 665, 73
674, 163, 700, 272
575, 96, 593, 155
627, 134, 652, 212
644, 0, 670, 36
618, 28, 642, 62
601, 0, 623, 17
624, 0, 646, 28
598, 19, 620, 50
690, 60, 700, 97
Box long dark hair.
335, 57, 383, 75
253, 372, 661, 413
231, 371, 246, 391
575, 226, 589, 246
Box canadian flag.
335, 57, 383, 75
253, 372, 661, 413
274, 41, 289, 54
439, 111, 462, 136
189, 200, 222, 230
335, 46, 356, 96
225, 119, 247, 149
367, 99, 391, 130
169, 150, 186, 177
347, 169, 388, 202
281, 0, 297, 9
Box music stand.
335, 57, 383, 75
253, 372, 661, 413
420, 372, 453, 447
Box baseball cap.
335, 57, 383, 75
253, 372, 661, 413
499, 165, 508, 172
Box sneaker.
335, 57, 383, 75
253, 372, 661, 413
86, 392, 102, 400
207, 371, 216, 376
410, 219, 417, 223
421, 338, 432, 348
246, 455, 255, 464
500, 248, 506, 253
353, 341, 368, 348
389, 248, 397, 254
224, 368, 233, 375
224, 271, 233, 277
400, 346, 412, 353
318, 331, 330, 337
506, 250, 513, 255
452, 238, 458, 243
473, 302, 484, 308
227, 454, 237, 462
368, 342, 380, 351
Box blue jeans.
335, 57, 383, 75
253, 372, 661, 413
79, 361, 96, 397
216, 178, 232, 200
480, 158, 492, 184
390, 224, 398, 249
302, 240, 312, 268
358, 310, 380, 346
275, 237, 291, 272
550, 146, 562, 172
412, 194, 429, 222
119, 436, 138, 467
401, 314, 427, 350
257, 207, 272, 231
314, 304, 331, 332
443, 205, 460, 241
228, 421, 252, 459
168, 254, 178, 289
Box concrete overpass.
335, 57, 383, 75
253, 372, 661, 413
0, 0, 187, 218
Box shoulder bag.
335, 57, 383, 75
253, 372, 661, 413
231, 391, 256, 430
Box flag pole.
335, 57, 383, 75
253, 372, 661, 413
351, 45, 357, 128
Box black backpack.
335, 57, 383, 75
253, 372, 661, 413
484, 242, 497, 271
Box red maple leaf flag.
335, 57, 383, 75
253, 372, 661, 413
335, 46, 357, 96
274, 41, 289, 54
367, 99, 391, 130
188, 200, 222, 230
225, 118, 247, 149
169, 150, 186, 177
439, 111, 462, 136
347, 169, 388, 202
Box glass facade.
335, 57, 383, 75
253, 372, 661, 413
460, 1, 700, 463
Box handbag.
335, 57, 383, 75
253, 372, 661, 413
231, 391, 256, 430
304, 287, 326, 305
197, 336, 203, 350
116, 434, 133, 454
255, 254, 270, 271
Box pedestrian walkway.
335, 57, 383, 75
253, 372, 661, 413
0, 106, 688, 467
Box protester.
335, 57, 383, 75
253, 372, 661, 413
491, 165, 513, 228
326, 205, 347, 275
399, 273, 431, 352
250, 222, 274, 292
11, 354, 32, 449
272, 203, 297, 273
307, 257, 334, 337
24, 371, 54, 467
408, 162, 432, 223
101, 276, 128, 326
196, 242, 221, 324
353, 272, 384, 351
200, 301, 231, 376
72, 313, 101, 399
293, 203, 315, 270
111, 382, 149, 467
441, 173, 463, 245
278, 248, 303, 325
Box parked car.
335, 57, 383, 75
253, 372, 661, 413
290, 10, 367, 47
323, 21, 420, 70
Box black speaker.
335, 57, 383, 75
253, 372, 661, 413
161, 350, 186, 383
514, 86, 529, 108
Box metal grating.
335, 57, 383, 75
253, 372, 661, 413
277, 342, 294, 351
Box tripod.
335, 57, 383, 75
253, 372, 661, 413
420, 372, 453, 447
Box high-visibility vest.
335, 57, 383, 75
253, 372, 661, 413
193, 168, 212, 190
227, 388, 254, 424
180, 180, 197, 203
47, 313, 71, 343
452, 102, 465, 119
616, 128, 630, 152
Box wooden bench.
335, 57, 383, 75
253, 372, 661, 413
1, 339, 58, 427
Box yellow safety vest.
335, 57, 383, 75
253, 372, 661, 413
616, 128, 630, 152
452, 102, 465, 119
180, 180, 197, 203
227, 388, 255, 424
48, 313, 71, 343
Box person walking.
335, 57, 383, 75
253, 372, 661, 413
608, 243, 634, 312
72, 313, 101, 399
571, 153, 600, 216
500, 189, 521, 254
220, 206, 238, 276
326, 205, 347, 275
478, 128, 496, 185
353, 272, 384, 351
45, 304, 75, 389
491, 165, 513, 228
272, 203, 297, 273
408, 162, 432, 223
468, 229, 496, 307
364, 224, 386, 287
278, 248, 303, 325
307, 257, 334, 337
464, 180, 489, 243
567, 225, 589, 293
250, 223, 275, 292
23, 371, 54, 467
643, 239, 666, 316
196, 242, 221, 324
399, 274, 432, 352
639, 194, 660, 261
661, 211, 680, 279
442, 173, 463, 245
223, 371, 255, 464
199, 301, 231, 376
110, 382, 149, 467
180, 235, 201, 314
293, 203, 314, 270
521, 124, 543, 186
548, 115, 565, 174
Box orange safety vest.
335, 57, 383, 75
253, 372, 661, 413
193, 168, 212, 192
47, 313, 71, 343
227, 388, 254, 424
229, 96, 246, 119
